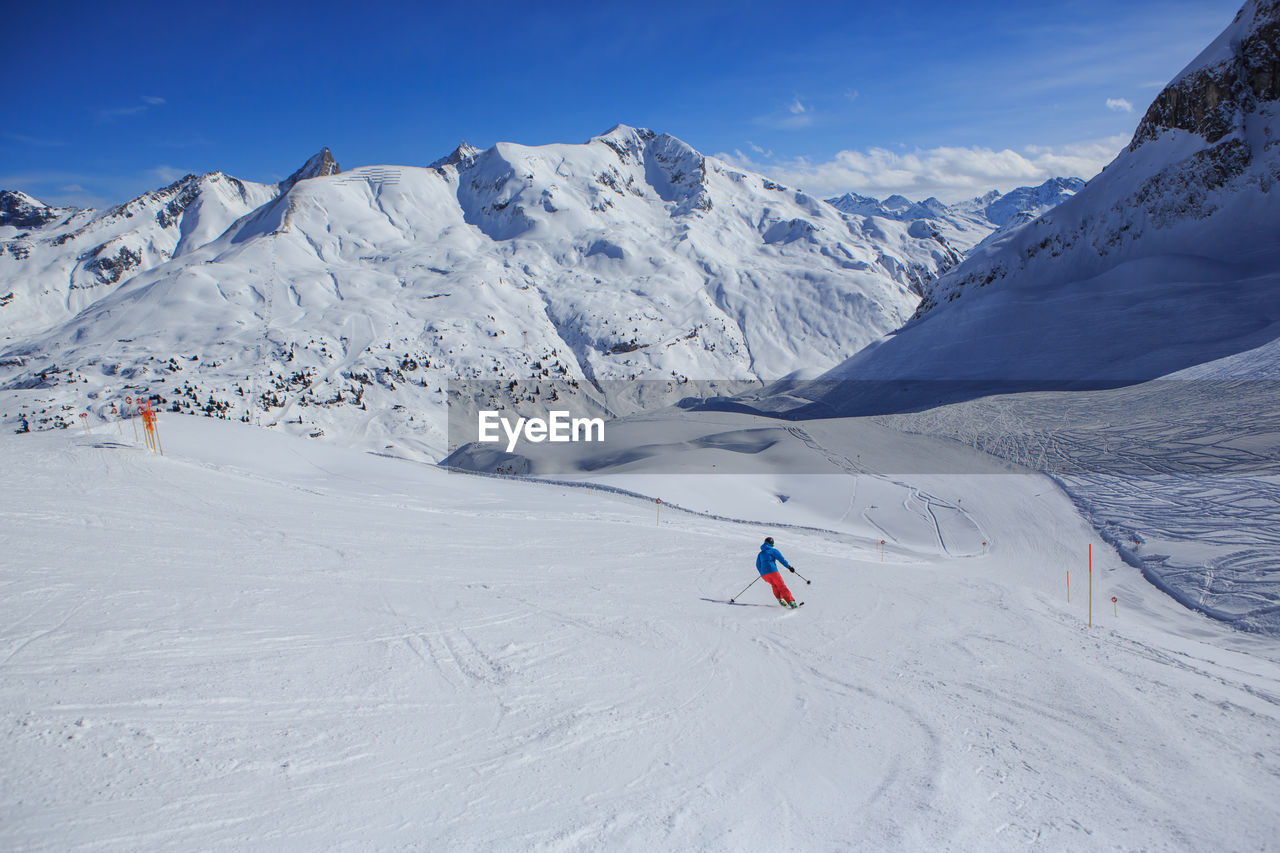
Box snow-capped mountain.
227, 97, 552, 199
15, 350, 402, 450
0, 149, 346, 343
825, 177, 1086, 254
0, 190, 74, 230
0, 127, 965, 457
0, 176, 281, 340
808, 0, 1280, 395
958, 177, 1087, 229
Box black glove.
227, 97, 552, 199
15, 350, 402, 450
788, 566, 795, 573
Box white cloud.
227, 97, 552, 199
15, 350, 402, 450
60, 184, 86, 192
756, 112, 815, 131
755, 98, 817, 131
96, 96, 167, 122
718, 136, 1129, 203
1107, 97, 1134, 113
97, 105, 148, 121
147, 165, 189, 185
4, 132, 66, 147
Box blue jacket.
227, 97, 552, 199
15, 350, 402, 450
756, 542, 791, 576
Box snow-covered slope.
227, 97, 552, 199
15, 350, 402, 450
667, 0, 1280, 634
3, 415, 1278, 851
1, 127, 963, 458
816, 0, 1280, 393
826, 177, 1086, 255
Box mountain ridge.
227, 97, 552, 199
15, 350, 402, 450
0, 127, 964, 458
825, 176, 1087, 255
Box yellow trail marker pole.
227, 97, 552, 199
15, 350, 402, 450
1088, 544, 1093, 628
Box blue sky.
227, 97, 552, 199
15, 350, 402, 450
5, 0, 1244, 207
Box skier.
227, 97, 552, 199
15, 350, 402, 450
757, 536, 801, 608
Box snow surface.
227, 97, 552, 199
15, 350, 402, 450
4, 415, 1278, 851
4, 8, 1280, 846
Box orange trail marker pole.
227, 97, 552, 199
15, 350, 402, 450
1088, 544, 1093, 628
1067, 570, 1070, 603
1111, 596, 1117, 618
655, 498, 661, 526
879, 540, 885, 562
142, 403, 162, 455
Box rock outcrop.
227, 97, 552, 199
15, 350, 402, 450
1130, 0, 1279, 149
280, 148, 341, 191
0, 191, 68, 229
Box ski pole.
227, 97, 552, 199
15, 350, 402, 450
729, 576, 760, 604
789, 566, 811, 585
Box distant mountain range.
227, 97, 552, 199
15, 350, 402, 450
826, 177, 1087, 255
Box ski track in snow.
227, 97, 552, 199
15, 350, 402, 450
2, 417, 1278, 851
877, 380, 1280, 633
784, 423, 981, 556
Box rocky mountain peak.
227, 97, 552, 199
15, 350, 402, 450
429, 142, 484, 170
280, 148, 341, 191
0, 190, 68, 228
1130, 0, 1279, 150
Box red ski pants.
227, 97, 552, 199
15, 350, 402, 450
763, 571, 795, 603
